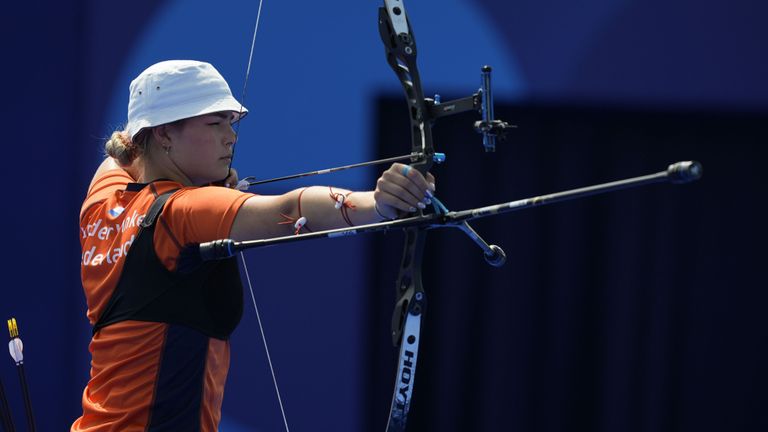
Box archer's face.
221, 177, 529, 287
165, 112, 237, 185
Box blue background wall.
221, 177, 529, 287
0, 0, 765, 430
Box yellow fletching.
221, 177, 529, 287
7, 317, 18, 338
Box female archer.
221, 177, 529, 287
72, 60, 435, 431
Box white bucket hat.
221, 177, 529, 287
126, 60, 248, 140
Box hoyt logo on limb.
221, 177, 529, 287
395, 342, 416, 411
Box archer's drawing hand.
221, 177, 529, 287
223, 168, 240, 189
374, 163, 436, 220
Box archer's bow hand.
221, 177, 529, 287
374, 163, 436, 220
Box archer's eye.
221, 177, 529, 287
207, 122, 221, 126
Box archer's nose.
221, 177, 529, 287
226, 123, 237, 146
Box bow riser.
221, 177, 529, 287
379, 4, 433, 431
378, 6, 435, 176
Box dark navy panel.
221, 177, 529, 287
147, 325, 208, 432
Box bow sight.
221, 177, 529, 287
426, 65, 517, 152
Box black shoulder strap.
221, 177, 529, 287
92, 187, 244, 340
142, 189, 177, 228
92, 189, 178, 335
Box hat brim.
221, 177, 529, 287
127, 95, 248, 140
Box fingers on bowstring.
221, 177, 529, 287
225, 168, 239, 189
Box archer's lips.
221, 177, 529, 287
220, 156, 232, 162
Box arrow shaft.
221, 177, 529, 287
246, 153, 419, 186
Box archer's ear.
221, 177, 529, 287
151, 125, 172, 145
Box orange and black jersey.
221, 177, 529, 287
73, 169, 253, 432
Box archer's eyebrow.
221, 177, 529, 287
202, 112, 239, 123
208, 112, 234, 120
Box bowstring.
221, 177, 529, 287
232, 0, 263, 140
236, 1, 292, 430
240, 253, 291, 432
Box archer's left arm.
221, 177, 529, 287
229, 163, 435, 240
291, 162, 436, 227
